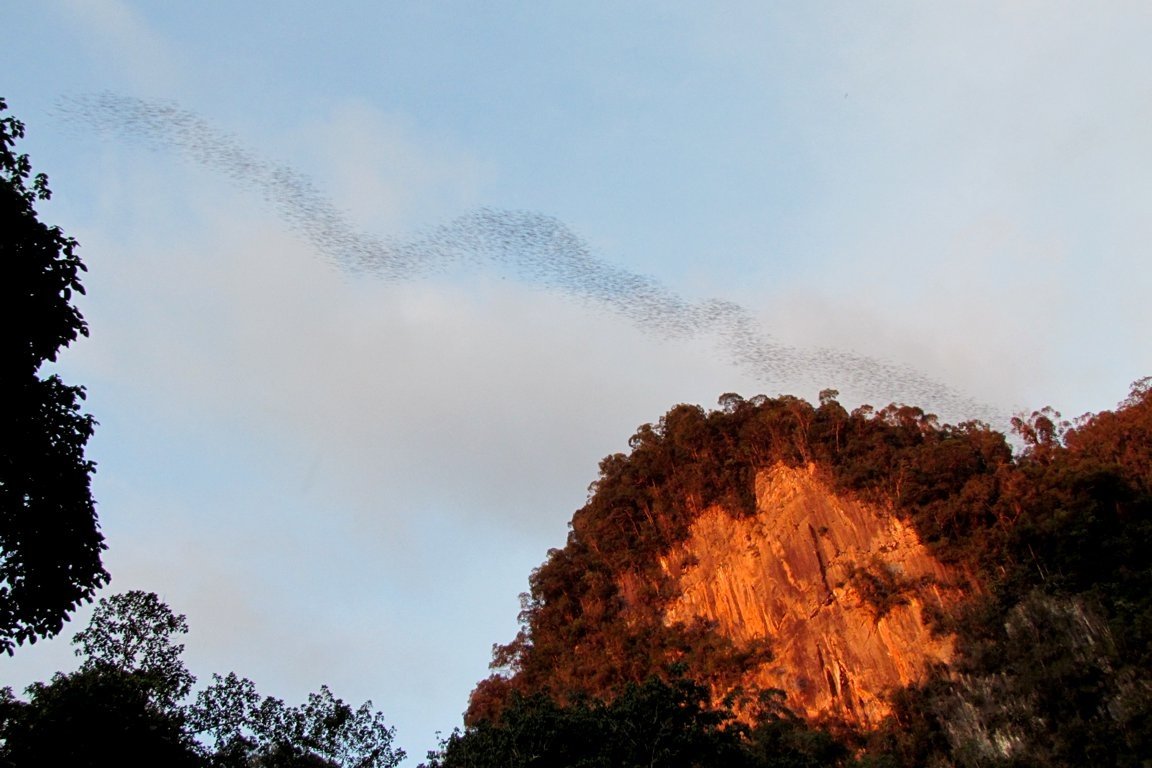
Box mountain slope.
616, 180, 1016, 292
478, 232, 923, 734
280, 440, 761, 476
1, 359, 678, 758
458, 382, 1152, 767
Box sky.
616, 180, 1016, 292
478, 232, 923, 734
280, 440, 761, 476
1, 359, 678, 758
3, 1, 1152, 761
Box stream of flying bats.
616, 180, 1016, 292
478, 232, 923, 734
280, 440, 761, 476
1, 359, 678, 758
59, 93, 1003, 426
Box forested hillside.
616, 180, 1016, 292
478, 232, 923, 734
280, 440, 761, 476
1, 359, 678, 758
435, 382, 1152, 767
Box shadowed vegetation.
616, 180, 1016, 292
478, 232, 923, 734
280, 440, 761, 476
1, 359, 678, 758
0, 591, 405, 768
0, 97, 107, 654
461, 381, 1152, 767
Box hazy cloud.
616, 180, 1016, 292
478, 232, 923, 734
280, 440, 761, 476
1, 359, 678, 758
60, 92, 1001, 425
8, 6, 1151, 761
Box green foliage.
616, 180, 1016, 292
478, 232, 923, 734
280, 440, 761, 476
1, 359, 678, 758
0, 668, 203, 768
476, 391, 1014, 723
846, 558, 917, 623
73, 590, 196, 708
431, 675, 824, 768
191, 673, 404, 768
474, 381, 1152, 767
0, 97, 107, 654
744, 690, 851, 768
852, 379, 1152, 766
0, 591, 404, 768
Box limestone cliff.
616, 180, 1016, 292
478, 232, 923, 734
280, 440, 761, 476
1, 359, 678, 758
655, 463, 959, 725
475, 397, 997, 728
470, 386, 1152, 765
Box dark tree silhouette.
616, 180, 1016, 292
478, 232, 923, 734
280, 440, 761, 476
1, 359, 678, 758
0, 591, 407, 768
72, 590, 197, 708
0, 592, 201, 767
190, 673, 405, 768
0, 666, 203, 768
426, 674, 850, 768
0, 97, 106, 653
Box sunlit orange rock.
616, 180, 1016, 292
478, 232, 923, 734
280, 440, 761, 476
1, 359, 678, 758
657, 463, 959, 725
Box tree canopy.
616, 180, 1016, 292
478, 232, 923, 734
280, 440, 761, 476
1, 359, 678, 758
466, 383, 1152, 767
427, 674, 847, 768
0, 97, 107, 654
0, 591, 406, 768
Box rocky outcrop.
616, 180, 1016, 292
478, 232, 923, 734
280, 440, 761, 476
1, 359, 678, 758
657, 463, 959, 725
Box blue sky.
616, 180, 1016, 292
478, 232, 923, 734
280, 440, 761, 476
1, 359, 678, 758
4, 2, 1152, 761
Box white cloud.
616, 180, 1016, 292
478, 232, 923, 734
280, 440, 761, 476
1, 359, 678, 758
10, 5, 1152, 759
24, 146, 767, 749
689, 3, 1152, 419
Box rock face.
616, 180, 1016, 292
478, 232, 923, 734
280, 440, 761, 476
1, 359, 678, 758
657, 463, 958, 725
